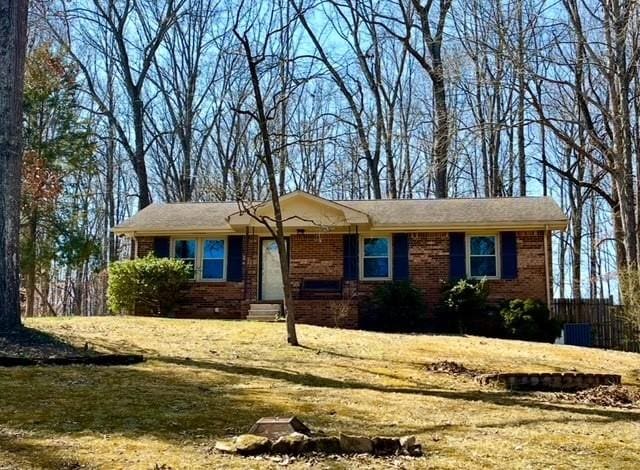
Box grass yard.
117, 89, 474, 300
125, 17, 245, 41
1, 317, 639, 469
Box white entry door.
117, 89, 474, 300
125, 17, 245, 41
261, 239, 285, 301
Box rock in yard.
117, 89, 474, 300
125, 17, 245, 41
399, 435, 423, 456
213, 439, 237, 454
311, 436, 341, 454
339, 433, 374, 454
407, 443, 423, 456
271, 432, 310, 455
400, 435, 416, 449
372, 437, 401, 455
234, 434, 272, 455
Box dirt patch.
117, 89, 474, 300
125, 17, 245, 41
426, 361, 481, 377
553, 385, 640, 409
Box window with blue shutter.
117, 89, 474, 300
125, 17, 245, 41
392, 233, 409, 281
500, 232, 518, 279
449, 232, 466, 280
226, 235, 244, 282
468, 235, 498, 277
362, 236, 391, 279
202, 239, 225, 280
153, 237, 170, 258
343, 234, 358, 280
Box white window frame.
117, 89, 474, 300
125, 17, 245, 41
360, 235, 392, 281
171, 236, 228, 282
466, 233, 500, 280
171, 238, 198, 280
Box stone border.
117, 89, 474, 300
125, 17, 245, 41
0, 354, 145, 367
476, 372, 621, 391
215, 433, 423, 457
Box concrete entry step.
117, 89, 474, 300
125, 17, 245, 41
247, 304, 282, 321
250, 303, 283, 311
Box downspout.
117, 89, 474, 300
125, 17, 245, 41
243, 226, 249, 301
543, 225, 551, 305
130, 233, 139, 315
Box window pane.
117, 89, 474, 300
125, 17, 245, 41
364, 238, 389, 257
175, 240, 196, 259
203, 259, 224, 279
470, 236, 495, 256
204, 239, 224, 259
364, 258, 389, 278
470, 256, 496, 277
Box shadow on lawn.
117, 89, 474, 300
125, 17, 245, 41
1, 350, 638, 467
155, 356, 640, 423
0, 327, 86, 358
0, 431, 86, 470
0, 361, 294, 468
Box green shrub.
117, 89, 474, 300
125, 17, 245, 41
437, 278, 491, 334
363, 281, 427, 332
107, 256, 192, 316
499, 298, 561, 343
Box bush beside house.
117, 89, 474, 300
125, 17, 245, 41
108, 256, 192, 316
499, 298, 562, 343
433, 279, 559, 342
362, 281, 427, 332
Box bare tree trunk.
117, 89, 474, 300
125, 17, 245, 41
235, 28, 299, 346
0, 0, 28, 332
589, 190, 597, 298
516, 0, 527, 196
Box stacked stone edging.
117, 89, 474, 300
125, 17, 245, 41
476, 372, 621, 391
214, 432, 423, 457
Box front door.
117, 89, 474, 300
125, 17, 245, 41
260, 239, 285, 301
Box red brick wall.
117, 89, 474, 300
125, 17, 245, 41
289, 233, 343, 283
130, 230, 550, 327
485, 231, 549, 304
288, 234, 358, 328
405, 230, 548, 309
135, 235, 257, 319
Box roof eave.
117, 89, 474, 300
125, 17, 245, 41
367, 220, 568, 232
113, 219, 567, 237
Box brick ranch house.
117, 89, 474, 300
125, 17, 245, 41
113, 191, 567, 328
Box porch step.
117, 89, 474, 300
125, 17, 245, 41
250, 303, 283, 311
247, 304, 282, 322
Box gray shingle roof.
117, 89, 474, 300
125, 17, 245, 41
113, 202, 239, 232
113, 196, 566, 234
341, 197, 566, 228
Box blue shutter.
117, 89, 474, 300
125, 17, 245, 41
153, 237, 170, 258
343, 234, 359, 280
392, 233, 410, 281
226, 236, 244, 282
449, 233, 466, 280
501, 232, 518, 279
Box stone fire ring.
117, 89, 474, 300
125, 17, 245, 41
215, 433, 423, 457
476, 372, 622, 391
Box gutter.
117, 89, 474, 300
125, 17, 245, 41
114, 221, 568, 237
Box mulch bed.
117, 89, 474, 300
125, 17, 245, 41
0, 327, 144, 367
550, 385, 640, 409
426, 361, 482, 377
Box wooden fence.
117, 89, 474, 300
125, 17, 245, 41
551, 298, 640, 352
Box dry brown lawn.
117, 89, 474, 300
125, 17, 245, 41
1, 316, 639, 469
